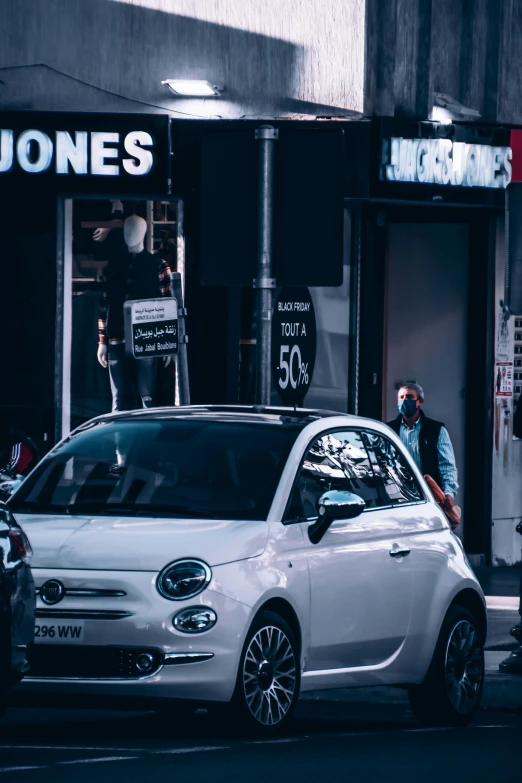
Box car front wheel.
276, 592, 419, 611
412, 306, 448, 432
229, 610, 300, 735
408, 605, 485, 726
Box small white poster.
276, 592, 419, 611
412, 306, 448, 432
495, 361, 513, 397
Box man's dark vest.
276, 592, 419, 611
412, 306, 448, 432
387, 411, 444, 489
105, 250, 160, 340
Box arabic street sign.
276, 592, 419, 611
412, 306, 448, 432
124, 298, 179, 359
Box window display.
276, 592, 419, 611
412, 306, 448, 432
68, 198, 180, 433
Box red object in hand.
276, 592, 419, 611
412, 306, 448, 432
424, 475, 461, 530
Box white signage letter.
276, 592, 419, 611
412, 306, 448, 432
55, 131, 88, 174
503, 148, 513, 188
386, 138, 400, 181
440, 139, 452, 185
91, 132, 119, 175
0, 129, 14, 173
122, 131, 154, 175
416, 140, 428, 182
16, 129, 53, 173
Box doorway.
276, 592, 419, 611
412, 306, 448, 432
384, 222, 469, 528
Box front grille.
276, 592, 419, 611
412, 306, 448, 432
29, 646, 162, 679
35, 610, 133, 620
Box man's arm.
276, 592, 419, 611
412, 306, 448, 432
98, 287, 108, 345
437, 426, 459, 498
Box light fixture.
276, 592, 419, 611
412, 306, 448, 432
162, 79, 221, 97
431, 106, 453, 125
431, 92, 481, 123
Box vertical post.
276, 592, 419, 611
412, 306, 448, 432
170, 271, 190, 406
57, 199, 73, 441
254, 125, 278, 406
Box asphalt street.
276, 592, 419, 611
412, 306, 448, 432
0, 701, 519, 782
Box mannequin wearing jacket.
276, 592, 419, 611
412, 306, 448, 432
97, 215, 172, 412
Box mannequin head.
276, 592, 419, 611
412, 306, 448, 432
123, 214, 147, 253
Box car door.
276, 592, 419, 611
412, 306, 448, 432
288, 427, 416, 683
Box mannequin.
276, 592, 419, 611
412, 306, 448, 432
123, 213, 147, 253
97, 214, 172, 412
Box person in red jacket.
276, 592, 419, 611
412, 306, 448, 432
0, 422, 39, 478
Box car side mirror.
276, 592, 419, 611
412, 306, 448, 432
308, 490, 366, 545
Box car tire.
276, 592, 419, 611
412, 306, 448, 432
408, 605, 484, 726
227, 610, 300, 736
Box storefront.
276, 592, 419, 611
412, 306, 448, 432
353, 118, 516, 563
2, 109, 520, 564
0, 111, 173, 458
0, 112, 359, 461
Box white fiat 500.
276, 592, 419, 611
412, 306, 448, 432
10, 406, 486, 732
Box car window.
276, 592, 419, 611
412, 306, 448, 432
287, 430, 382, 520
10, 419, 301, 521
362, 431, 424, 504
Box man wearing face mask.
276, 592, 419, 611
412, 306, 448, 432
387, 383, 459, 518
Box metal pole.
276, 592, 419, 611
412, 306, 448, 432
254, 125, 278, 406
170, 271, 191, 406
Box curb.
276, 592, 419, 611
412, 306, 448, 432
299, 652, 522, 710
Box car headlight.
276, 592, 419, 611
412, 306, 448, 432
173, 607, 217, 633
157, 559, 212, 601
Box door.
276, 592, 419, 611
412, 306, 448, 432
288, 428, 418, 678
385, 222, 468, 526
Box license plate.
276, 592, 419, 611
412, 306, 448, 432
34, 621, 85, 644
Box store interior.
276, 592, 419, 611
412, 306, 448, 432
69, 198, 179, 431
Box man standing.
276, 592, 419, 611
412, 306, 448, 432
387, 383, 459, 517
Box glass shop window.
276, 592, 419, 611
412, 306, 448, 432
67, 198, 181, 434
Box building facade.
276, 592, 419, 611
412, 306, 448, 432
2, 0, 522, 566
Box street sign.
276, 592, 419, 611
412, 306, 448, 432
272, 287, 316, 406
124, 298, 178, 359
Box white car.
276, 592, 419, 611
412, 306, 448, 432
10, 406, 486, 733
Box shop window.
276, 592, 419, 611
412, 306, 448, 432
64, 197, 182, 436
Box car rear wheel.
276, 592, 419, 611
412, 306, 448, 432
228, 610, 300, 735
408, 605, 484, 726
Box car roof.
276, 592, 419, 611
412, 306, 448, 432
79, 404, 362, 430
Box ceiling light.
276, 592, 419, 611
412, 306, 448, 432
431, 106, 453, 125
432, 92, 481, 120
162, 79, 221, 97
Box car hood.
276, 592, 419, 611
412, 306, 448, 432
15, 513, 268, 571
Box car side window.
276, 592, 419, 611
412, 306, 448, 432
362, 431, 424, 505
287, 430, 382, 520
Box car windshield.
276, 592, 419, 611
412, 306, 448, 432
9, 418, 300, 520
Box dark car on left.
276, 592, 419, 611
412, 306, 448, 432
0, 505, 35, 715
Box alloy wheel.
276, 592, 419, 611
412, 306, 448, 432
444, 619, 483, 714
242, 625, 297, 726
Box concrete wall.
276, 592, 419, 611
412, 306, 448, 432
1, 0, 365, 118
365, 0, 522, 124
492, 218, 522, 566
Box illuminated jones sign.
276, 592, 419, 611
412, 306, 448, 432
382, 137, 512, 189
0, 129, 155, 176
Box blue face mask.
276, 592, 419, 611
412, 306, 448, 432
398, 399, 418, 417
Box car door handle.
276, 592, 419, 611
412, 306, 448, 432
389, 547, 411, 558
